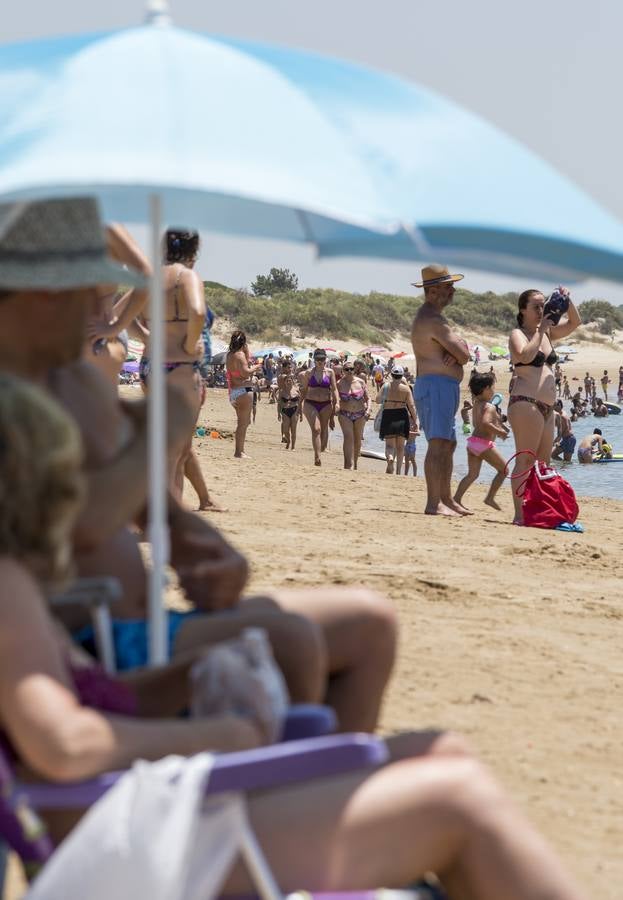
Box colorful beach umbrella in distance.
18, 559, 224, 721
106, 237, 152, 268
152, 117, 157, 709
489, 345, 509, 358
361, 345, 390, 355
391, 351, 407, 359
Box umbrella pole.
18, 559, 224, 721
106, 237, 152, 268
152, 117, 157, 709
147, 193, 168, 665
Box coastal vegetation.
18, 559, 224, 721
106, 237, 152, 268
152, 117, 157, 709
204, 275, 621, 344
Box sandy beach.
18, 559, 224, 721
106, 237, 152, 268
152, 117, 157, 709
190, 366, 623, 898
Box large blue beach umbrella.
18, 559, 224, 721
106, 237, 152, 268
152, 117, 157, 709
0, 2, 400, 664
231, 39, 623, 283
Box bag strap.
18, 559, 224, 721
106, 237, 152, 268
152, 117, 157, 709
504, 449, 536, 479
504, 449, 537, 499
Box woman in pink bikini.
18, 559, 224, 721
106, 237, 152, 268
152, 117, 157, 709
454, 371, 510, 511
226, 330, 262, 458
507, 288, 580, 524
299, 349, 339, 466
336, 362, 371, 469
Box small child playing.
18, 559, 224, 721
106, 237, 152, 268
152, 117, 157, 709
454, 371, 509, 511
403, 427, 418, 476
460, 399, 473, 435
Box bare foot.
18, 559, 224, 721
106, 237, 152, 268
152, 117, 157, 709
314, 458, 321, 467
445, 499, 474, 516
484, 497, 502, 511
425, 502, 460, 516
198, 498, 228, 513
234, 452, 250, 459
385, 459, 395, 474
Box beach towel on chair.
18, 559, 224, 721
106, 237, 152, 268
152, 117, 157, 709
27, 754, 245, 900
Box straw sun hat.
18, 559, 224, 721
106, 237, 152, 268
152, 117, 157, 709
411, 264, 464, 288
0, 197, 146, 291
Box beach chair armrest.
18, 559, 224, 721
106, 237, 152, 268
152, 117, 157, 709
24, 734, 387, 809
49, 577, 122, 610
281, 704, 337, 741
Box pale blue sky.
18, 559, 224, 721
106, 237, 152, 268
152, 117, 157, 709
6, 1, 623, 302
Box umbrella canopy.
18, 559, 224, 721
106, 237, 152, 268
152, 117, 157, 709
230, 42, 623, 283
210, 338, 228, 356
210, 351, 227, 366
252, 346, 294, 358
470, 344, 488, 357
0, 26, 397, 235
489, 345, 509, 358
0, 11, 404, 665
556, 345, 579, 354
361, 346, 390, 355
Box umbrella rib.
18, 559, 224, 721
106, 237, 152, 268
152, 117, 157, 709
295, 208, 318, 253
401, 221, 434, 260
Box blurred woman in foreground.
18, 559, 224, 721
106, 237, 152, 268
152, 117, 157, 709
0, 372, 584, 900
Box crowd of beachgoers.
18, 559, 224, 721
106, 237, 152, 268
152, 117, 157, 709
0, 204, 589, 899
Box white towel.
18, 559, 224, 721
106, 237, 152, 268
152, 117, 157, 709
28, 754, 246, 900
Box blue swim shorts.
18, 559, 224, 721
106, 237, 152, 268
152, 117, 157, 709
559, 434, 577, 455
73, 609, 203, 671
413, 374, 460, 442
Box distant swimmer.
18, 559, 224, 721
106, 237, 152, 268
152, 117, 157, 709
577, 428, 607, 463
551, 400, 576, 462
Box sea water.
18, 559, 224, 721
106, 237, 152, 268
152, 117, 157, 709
358, 408, 623, 500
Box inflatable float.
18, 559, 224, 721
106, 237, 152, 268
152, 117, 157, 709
595, 453, 623, 463
605, 403, 621, 414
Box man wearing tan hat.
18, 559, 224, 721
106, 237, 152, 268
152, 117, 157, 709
411, 265, 471, 516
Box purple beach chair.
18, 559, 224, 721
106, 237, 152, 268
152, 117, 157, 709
0, 734, 445, 899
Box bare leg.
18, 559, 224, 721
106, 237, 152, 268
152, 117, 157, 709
482, 445, 508, 510
319, 406, 333, 452
280, 413, 290, 448
352, 415, 366, 470
223, 754, 584, 900
394, 435, 406, 474
338, 414, 355, 469
303, 403, 322, 465
233, 392, 253, 457
424, 438, 459, 515
270, 587, 397, 732
174, 604, 327, 704
454, 451, 483, 509
507, 402, 546, 523
289, 412, 298, 450
183, 447, 226, 511
385, 437, 396, 474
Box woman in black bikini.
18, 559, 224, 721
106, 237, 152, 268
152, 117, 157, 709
277, 358, 301, 450
138, 230, 206, 498
299, 349, 339, 466
508, 288, 580, 524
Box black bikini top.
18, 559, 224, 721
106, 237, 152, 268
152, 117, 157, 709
515, 349, 557, 368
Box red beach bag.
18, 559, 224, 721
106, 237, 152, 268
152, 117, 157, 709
506, 451, 579, 529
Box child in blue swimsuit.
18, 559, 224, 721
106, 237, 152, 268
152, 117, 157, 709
403, 427, 418, 476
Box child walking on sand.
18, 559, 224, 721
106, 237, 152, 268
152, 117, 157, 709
454, 371, 509, 511
403, 426, 418, 476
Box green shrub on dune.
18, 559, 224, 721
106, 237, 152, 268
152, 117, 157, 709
203, 278, 619, 344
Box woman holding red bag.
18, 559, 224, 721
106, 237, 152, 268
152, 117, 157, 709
507, 288, 581, 524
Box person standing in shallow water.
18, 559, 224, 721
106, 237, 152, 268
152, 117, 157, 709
411, 265, 471, 516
